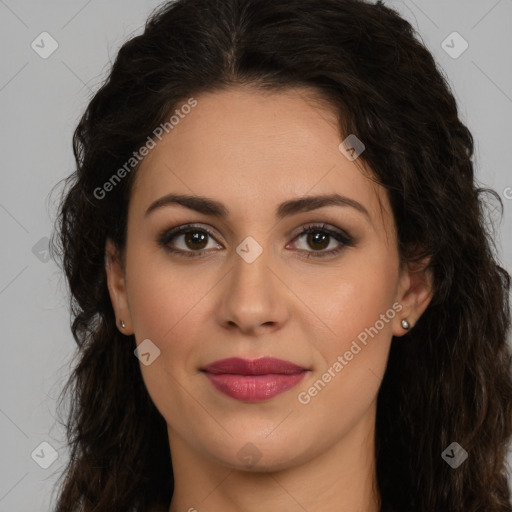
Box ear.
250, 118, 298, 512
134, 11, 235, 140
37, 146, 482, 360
392, 257, 434, 337
105, 238, 133, 334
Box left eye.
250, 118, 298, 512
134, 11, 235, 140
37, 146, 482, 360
288, 225, 353, 257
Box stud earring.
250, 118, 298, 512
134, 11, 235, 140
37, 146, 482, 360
120, 320, 126, 329
401, 319, 410, 330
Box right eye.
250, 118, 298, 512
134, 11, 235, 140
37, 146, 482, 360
157, 224, 223, 257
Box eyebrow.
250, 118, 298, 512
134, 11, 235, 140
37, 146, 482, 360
144, 192, 370, 221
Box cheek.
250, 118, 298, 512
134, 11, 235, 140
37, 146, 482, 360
125, 246, 212, 340
311, 247, 399, 342
124, 250, 207, 422
302, 249, 398, 400
123, 249, 206, 394
295, 279, 395, 440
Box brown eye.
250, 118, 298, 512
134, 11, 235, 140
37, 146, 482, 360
305, 231, 330, 251
183, 231, 209, 250
290, 224, 354, 259
158, 225, 222, 257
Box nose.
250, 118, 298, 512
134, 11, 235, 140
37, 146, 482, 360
215, 244, 290, 336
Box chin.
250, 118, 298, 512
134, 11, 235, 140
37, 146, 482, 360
213, 436, 315, 473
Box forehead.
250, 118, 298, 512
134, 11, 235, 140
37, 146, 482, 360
129, 86, 391, 231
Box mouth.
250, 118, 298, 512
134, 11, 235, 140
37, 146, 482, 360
200, 357, 309, 402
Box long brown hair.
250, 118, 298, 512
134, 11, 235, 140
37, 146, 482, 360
50, 1, 512, 510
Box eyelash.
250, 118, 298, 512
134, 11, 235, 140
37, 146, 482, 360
157, 223, 354, 259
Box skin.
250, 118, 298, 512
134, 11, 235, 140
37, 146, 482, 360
105, 86, 433, 512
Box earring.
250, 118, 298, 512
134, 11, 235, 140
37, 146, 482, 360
401, 319, 410, 330
120, 320, 126, 329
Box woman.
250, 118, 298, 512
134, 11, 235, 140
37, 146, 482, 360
50, 0, 512, 511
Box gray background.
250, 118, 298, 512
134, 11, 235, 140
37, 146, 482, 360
0, 0, 511, 510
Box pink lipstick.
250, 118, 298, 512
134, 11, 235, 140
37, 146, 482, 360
201, 357, 308, 402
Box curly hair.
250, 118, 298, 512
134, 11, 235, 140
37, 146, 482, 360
50, 0, 512, 510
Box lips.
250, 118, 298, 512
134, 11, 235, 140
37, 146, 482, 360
202, 357, 306, 375
201, 357, 308, 402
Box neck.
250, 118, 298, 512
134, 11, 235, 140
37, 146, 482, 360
167, 404, 381, 512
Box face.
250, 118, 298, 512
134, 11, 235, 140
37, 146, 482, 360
106, 86, 432, 472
